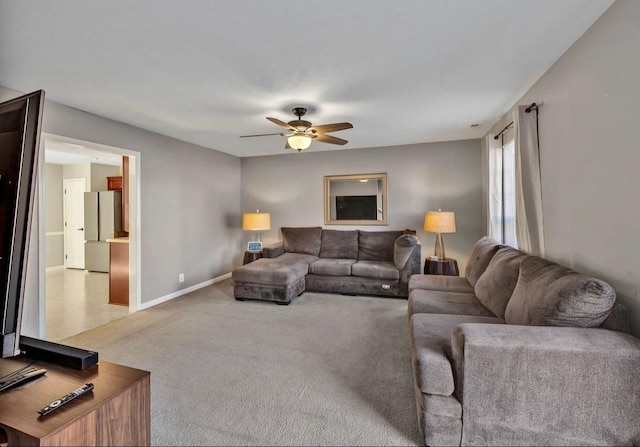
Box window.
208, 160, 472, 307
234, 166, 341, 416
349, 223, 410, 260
489, 127, 518, 249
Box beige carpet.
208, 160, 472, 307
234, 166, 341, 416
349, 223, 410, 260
63, 279, 422, 446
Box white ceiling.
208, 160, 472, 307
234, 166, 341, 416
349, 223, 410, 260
44, 140, 122, 166
0, 0, 614, 158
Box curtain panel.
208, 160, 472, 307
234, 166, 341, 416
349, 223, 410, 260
486, 134, 503, 241
514, 105, 545, 256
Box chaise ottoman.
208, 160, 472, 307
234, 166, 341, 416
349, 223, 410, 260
232, 252, 318, 304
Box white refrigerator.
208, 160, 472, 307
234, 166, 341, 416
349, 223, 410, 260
84, 191, 122, 272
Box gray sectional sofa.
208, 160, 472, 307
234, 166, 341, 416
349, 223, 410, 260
232, 227, 421, 304
408, 237, 640, 446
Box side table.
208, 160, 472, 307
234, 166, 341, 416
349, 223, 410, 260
424, 258, 459, 276
243, 251, 262, 265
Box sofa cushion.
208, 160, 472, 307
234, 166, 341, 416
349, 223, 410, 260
318, 230, 359, 259
308, 258, 356, 276
504, 256, 616, 327
408, 290, 495, 318
358, 230, 403, 261
474, 246, 527, 319
394, 234, 419, 269
351, 260, 400, 280
409, 313, 505, 397
409, 275, 475, 294
281, 227, 322, 256
275, 252, 319, 264
464, 237, 502, 287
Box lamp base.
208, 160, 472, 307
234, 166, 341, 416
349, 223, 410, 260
434, 233, 445, 260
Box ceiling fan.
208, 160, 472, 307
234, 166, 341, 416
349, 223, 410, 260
240, 107, 353, 152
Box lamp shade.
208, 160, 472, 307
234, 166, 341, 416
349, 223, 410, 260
242, 212, 271, 231
288, 135, 312, 151
424, 211, 456, 233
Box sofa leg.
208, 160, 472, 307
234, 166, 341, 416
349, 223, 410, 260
276, 301, 290, 306
235, 297, 245, 301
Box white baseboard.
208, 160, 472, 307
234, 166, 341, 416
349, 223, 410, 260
45, 265, 65, 272
138, 272, 232, 311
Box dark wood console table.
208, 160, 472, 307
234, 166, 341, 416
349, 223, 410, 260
424, 258, 459, 276
243, 251, 262, 265
0, 357, 150, 446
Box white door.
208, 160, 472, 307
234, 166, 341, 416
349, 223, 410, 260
63, 178, 86, 269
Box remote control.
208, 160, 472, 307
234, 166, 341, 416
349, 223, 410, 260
0, 366, 47, 392
38, 383, 94, 416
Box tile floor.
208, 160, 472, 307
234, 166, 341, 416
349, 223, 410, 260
45, 268, 130, 341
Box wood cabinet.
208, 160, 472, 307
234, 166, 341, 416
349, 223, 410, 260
0, 358, 150, 446
106, 176, 122, 191
107, 157, 129, 236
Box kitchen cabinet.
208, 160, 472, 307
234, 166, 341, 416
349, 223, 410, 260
107, 175, 123, 191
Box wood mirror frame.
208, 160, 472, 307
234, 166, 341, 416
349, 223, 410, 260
324, 173, 388, 225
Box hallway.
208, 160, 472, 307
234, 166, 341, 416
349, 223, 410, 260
45, 269, 129, 341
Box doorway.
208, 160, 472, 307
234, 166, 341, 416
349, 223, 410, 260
62, 178, 85, 269
38, 135, 141, 341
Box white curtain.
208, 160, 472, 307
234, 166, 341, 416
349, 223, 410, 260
513, 105, 544, 256
486, 134, 503, 241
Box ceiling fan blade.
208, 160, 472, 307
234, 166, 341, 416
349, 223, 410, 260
239, 132, 283, 138
267, 117, 295, 130
314, 133, 348, 145
310, 122, 353, 133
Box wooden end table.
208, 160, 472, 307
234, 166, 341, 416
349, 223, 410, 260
243, 251, 262, 265
0, 357, 150, 446
424, 258, 459, 276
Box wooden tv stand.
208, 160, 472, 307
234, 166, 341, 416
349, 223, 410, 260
0, 357, 150, 446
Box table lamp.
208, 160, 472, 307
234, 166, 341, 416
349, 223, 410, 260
424, 209, 456, 260
242, 210, 271, 242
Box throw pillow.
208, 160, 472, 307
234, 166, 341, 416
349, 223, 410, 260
464, 237, 502, 287
504, 256, 616, 327
394, 234, 418, 270
358, 230, 403, 261
474, 246, 526, 318
281, 227, 322, 256
318, 230, 359, 259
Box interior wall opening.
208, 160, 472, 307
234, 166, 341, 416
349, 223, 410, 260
36, 134, 141, 342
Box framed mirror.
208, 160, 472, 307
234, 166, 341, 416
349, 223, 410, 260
324, 173, 388, 225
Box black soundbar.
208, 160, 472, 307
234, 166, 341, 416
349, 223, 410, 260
19, 336, 98, 370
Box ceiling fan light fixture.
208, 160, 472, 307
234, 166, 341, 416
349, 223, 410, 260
288, 135, 312, 151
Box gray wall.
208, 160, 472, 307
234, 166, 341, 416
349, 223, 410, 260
486, 0, 640, 335
241, 140, 483, 273
0, 86, 242, 313
62, 163, 90, 190
90, 163, 121, 191
44, 164, 64, 268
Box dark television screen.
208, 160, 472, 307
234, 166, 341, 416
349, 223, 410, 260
0, 90, 44, 358
336, 195, 377, 220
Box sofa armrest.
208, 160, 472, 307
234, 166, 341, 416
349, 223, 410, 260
397, 239, 421, 297
450, 323, 640, 445
394, 234, 419, 269
262, 242, 284, 258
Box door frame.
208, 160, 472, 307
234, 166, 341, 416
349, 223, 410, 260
62, 177, 86, 269
37, 133, 142, 338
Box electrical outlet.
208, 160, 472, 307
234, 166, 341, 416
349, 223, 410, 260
382, 284, 391, 290
179, 273, 184, 283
